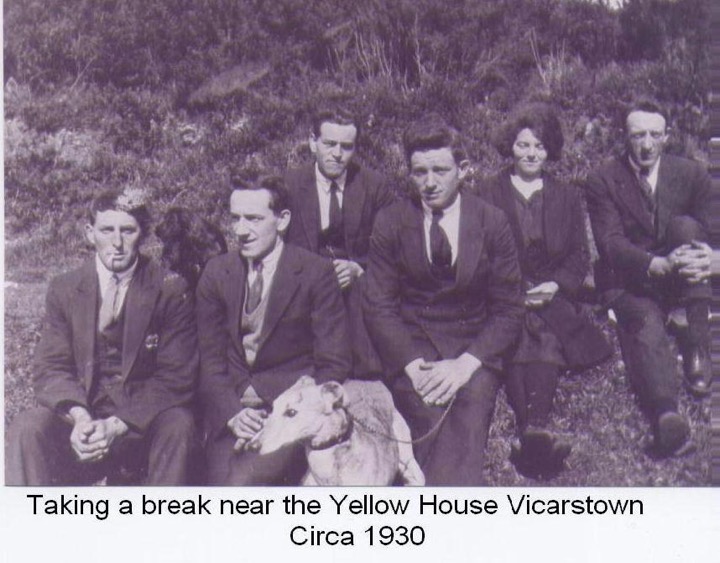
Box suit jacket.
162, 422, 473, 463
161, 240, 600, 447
585, 154, 712, 295
476, 171, 611, 370
364, 194, 524, 376
32, 256, 198, 432
196, 244, 351, 438
285, 162, 394, 269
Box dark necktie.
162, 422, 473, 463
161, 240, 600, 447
430, 209, 452, 268
329, 181, 342, 233
245, 262, 264, 314
98, 274, 121, 332
638, 167, 655, 214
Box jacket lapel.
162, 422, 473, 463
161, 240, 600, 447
224, 252, 246, 352
74, 261, 99, 392
342, 163, 367, 251
655, 157, 678, 241
454, 196, 485, 289
400, 202, 435, 283
296, 166, 321, 253
258, 245, 301, 348
615, 158, 654, 236
122, 257, 161, 380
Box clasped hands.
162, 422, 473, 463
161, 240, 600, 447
650, 240, 711, 283
333, 259, 363, 289
405, 353, 481, 407
68, 407, 128, 463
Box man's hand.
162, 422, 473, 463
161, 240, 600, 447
674, 240, 712, 284
333, 259, 364, 289
525, 281, 559, 309
405, 354, 481, 407
228, 408, 268, 451
80, 416, 129, 461
648, 255, 674, 277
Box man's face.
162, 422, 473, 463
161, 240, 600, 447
309, 122, 358, 180
409, 147, 468, 211
626, 110, 668, 169
85, 210, 142, 273
230, 189, 290, 261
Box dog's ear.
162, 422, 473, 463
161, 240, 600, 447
320, 381, 345, 414
294, 375, 316, 388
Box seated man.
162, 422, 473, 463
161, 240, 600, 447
6, 188, 199, 485
585, 100, 713, 456
197, 175, 352, 485
364, 116, 524, 485
285, 107, 394, 378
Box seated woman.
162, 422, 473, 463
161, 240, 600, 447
155, 207, 227, 291
475, 103, 611, 478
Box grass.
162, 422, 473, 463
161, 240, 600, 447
3, 241, 712, 486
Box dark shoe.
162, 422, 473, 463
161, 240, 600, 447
654, 411, 690, 457
683, 346, 712, 398
510, 427, 571, 479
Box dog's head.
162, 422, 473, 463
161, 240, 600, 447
248, 375, 350, 455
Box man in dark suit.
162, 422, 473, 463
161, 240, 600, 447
285, 108, 394, 378
586, 101, 713, 456
6, 189, 199, 485
196, 175, 352, 485
364, 116, 524, 485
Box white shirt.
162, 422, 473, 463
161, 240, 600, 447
315, 164, 347, 231
95, 255, 137, 315
247, 239, 284, 301
628, 155, 661, 194
421, 193, 461, 265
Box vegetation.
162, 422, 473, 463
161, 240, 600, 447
4, 0, 711, 485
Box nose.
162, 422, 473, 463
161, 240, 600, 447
111, 231, 123, 249
331, 144, 343, 159
234, 219, 250, 238
426, 171, 438, 189
640, 133, 654, 150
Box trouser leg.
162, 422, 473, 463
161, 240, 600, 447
143, 406, 199, 486
391, 368, 499, 486
612, 293, 678, 417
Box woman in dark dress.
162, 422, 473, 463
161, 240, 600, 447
476, 104, 611, 478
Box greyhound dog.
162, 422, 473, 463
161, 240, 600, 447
248, 376, 425, 486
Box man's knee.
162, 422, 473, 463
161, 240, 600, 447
8, 407, 65, 447
666, 216, 705, 248
149, 407, 197, 445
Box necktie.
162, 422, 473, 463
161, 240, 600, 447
638, 167, 655, 214
430, 210, 452, 267
329, 181, 342, 233
245, 262, 264, 314
98, 274, 121, 332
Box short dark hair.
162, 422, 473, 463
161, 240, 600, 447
494, 103, 564, 162
88, 189, 152, 235
624, 99, 669, 129
231, 174, 291, 215
403, 114, 468, 165
311, 107, 360, 139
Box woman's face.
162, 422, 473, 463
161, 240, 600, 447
512, 128, 547, 181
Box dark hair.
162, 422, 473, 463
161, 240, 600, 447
311, 107, 360, 139
494, 103, 564, 162
623, 99, 669, 129
231, 174, 291, 215
156, 207, 227, 290
88, 189, 152, 236
403, 114, 468, 165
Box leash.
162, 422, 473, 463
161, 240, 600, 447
349, 394, 456, 446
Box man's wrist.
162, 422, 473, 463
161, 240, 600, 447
107, 416, 129, 436
648, 256, 671, 277
457, 353, 482, 374
68, 406, 92, 425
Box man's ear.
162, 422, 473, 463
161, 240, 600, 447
308, 132, 318, 156
83, 223, 96, 247
320, 381, 345, 414
457, 159, 470, 181
277, 209, 291, 235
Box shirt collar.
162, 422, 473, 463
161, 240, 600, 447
95, 254, 138, 288
422, 193, 462, 219
628, 154, 661, 177
315, 163, 347, 193
249, 238, 284, 272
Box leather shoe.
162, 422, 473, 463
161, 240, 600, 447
510, 426, 571, 479
683, 346, 712, 398
654, 411, 690, 457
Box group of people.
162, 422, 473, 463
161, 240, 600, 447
6, 100, 713, 486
